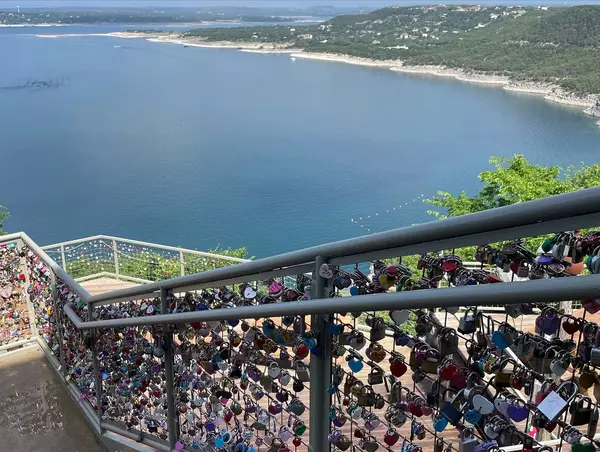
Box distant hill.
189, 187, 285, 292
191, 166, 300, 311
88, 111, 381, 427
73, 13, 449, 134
184, 5, 600, 95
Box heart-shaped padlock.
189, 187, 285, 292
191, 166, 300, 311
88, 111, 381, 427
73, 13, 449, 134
383, 429, 400, 447
507, 400, 529, 422
390, 309, 410, 325
390, 359, 407, 378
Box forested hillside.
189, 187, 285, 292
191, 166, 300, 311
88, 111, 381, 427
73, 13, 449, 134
184, 5, 600, 95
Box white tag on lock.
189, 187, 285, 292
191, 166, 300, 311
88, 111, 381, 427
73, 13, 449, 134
537, 391, 568, 421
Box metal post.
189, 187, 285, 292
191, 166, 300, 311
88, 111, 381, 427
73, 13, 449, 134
112, 239, 120, 276
161, 288, 178, 449
60, 244, 66, 269
559, 300, 573, 340
50, 271, 67, 374
179, 250, 185, 277
18, 239, 38, 338
309, 256, 332, 452
88, 307, 104, 429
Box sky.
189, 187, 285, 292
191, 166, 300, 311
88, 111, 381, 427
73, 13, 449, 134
0, 0, 600, 9
3, 0, 600, 8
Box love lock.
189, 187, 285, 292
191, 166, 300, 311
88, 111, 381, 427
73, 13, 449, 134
458, 428, 479, 452
472, 394, 494, 415
570, 395, 594, 426
458, 309, 477, 334
550, 351, 570, 378
538, 381, 579, 421
589, 328, 600, 366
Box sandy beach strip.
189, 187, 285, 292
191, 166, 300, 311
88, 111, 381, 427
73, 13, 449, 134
147, 37, 293, 52
35, 31, 162, 39
0, 23, 66, 27
33, 32, 600, 119
288, 51, 598, 114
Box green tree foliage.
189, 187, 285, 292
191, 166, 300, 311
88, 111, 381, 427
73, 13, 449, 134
427, 155, 600, 218
425, 155, 600, 257
65, 247, 249, 280
0, 205, 8, 235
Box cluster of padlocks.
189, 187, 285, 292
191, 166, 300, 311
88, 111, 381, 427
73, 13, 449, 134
0, 242, 29, 345
8, 229, 600, 451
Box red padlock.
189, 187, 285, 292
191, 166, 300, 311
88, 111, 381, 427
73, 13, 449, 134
390, 359, 407, 378
562, 316, 582, 335
383, 428, 400, 446
438, 363, 457, 381
408, 400, 423, 417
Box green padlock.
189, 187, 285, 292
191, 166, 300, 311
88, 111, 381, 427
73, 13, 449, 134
293, 420, 307, 436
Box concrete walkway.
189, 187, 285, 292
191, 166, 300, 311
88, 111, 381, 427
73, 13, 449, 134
0, 278, 142, 452
0, 347, 106, 452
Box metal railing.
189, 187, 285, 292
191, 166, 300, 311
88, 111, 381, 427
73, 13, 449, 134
41, 234, 249, 282
2, 186, 600, 452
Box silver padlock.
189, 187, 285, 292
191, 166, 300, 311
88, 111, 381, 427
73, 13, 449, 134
458, 428, 479, 452
537, 381, 579, 421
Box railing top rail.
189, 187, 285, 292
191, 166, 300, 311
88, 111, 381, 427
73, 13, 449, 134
18, 232, 91, 300
65, 274, 600, 330
86, 186, 600, 304
40, 234, 249, 263
4, 186, 600, 307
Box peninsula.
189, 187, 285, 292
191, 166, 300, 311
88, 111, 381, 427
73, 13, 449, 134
162, 4, 600, 121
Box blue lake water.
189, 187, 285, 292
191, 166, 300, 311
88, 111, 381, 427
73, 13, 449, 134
1, 25, 599, 257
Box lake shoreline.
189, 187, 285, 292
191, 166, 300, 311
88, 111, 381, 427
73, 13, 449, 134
287, 52, 600, 124
34, 32, 600, 126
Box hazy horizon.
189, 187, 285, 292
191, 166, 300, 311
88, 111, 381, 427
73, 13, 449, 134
4, 0, 600, 9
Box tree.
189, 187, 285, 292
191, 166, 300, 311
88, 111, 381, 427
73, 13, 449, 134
426, 155, 600, 218
425, 154, 600, 257
0, 205, 8, 235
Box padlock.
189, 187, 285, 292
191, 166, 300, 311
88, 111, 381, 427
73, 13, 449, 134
579, 366, 597, 389
474, 441, 498, 452
570, 395, 593, 426
388, 381, 404, 404
458, 428, 479, 452
357, 386, 375, 407
440, 390, 465, 425
494, 370, 512, 388
504, 303, 522, 319
458, 310, 476, 334
409, 343, 428, 369
295, 360, 310, 382
369, 317, 386, 342
588, 401, 599, 438
562, 426, 583, 445
434, 438, 445, 452
422, 348, 441, 374
439, 329, 459, 356
514, 260, 529, 278
542, 346, 561, 374
537, 381, 579, 421
367, 366, 384, 386
590, 328, 600, 366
